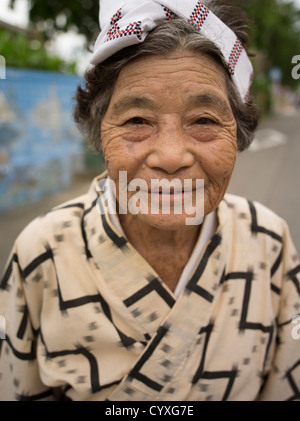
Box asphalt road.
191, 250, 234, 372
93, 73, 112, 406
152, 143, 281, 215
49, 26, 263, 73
1, 109, 300, 272
228, 108, 300, 254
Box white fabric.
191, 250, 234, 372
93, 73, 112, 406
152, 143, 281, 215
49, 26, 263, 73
91, 0, 254, 102
104, 177, 217, 298
174, 209, 217, 297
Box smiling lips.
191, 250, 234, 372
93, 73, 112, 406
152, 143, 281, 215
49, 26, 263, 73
138, 187, 197, 203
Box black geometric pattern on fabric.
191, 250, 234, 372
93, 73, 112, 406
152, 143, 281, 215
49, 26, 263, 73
51, 200, 95, 259
186, 234, 222, 302
16, 389, 54, 401
224, 272, 274, 368
127, 325, 169, 392
2, 192, 299, 401
53, 250, 138, 348
17, 305, 28, 340
1, 253, 20, 291
248, 200, 283, 243
1, 334, 36, 361
285, 359, 300, 401
191, 270, 278, 398
114, 205, 285, 399
23, 247, 54, 278
40, 333, 122, 395
57, 275, 137, 348
248, 198, 300, 299
101, 211, 128, 250
81, 198, 98, 259
123, 277, 175, 309
2, 239, 137, 365
192, 322, 214, 384
200, 368, 239, 401
3, 286, 135, 397
120, 234, 224, 396
97, 195, 128, 251
287, 265, 300, 296
271, 247, 283, 278
1, 247, 54, 292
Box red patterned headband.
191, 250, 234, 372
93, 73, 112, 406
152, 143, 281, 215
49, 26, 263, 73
91, 0, 254, 103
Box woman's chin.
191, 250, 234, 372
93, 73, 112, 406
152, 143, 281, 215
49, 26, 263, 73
132, 212, 204, 231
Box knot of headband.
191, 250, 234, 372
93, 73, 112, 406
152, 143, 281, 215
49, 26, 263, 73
91, 0, 253, 102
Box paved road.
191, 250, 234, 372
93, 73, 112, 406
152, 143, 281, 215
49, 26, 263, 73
1, 110, 300, 272
228, 109, 300, 254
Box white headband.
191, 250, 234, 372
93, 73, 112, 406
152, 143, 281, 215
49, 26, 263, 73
91, 0, 253, 102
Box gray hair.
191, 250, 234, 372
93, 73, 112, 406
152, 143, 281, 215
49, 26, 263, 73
74, 3, 259, 152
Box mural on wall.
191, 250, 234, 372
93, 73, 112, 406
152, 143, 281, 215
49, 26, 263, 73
0, 68, 84, 211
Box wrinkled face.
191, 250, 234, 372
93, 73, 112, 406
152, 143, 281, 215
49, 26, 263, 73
101, 51, 237, 230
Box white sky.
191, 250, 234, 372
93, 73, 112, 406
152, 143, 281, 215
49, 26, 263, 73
1, 0, 29, 26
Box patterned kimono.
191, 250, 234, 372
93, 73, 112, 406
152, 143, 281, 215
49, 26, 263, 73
0, 173, 299, 401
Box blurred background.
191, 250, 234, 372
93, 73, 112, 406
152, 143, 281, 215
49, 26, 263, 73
0, 0, 300, 270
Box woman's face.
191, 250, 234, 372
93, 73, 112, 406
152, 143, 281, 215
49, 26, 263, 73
101, 51, 237, 230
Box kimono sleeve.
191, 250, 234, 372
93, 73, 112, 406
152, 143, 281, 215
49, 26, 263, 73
0, 228, 54, 401
258, 220, 300, 401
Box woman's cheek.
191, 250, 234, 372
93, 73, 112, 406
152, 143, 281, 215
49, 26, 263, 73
101, 129, 145, 184
102, 132, 127, 174
201, 136, 237, 181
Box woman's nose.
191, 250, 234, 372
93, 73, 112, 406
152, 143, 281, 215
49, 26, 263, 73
146, 121, 195, 175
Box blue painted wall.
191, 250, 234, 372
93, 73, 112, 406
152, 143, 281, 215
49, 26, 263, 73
0, 68, 84, 211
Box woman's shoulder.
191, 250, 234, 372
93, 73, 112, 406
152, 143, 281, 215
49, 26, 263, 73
11, 175, 103, 270
222, 193, 287, 240
224, 193, 284, 220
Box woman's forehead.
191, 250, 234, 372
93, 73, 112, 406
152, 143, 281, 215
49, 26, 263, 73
111, 51, 229, 104
117, 50, 225, 79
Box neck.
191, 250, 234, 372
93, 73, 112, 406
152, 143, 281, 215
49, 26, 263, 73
119, 214, 201, 292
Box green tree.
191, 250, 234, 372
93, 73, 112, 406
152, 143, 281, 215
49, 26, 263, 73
0, 28, 77, 72
244, 0, 300, 87
9, 0, 99, 44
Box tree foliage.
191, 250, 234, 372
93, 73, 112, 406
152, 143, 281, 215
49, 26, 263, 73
9, 0, 99, 44
7, 0, 300, 86
243, 0, 300, 87
0, 28, 77, 72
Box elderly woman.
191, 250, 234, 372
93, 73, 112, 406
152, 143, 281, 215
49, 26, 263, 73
0, 0, 299, 402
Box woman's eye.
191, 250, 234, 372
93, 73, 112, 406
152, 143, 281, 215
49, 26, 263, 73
127, 117, 146, 125
195, 118, 215, 125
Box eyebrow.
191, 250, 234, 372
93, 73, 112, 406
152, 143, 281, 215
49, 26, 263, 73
112, 93, 232, 116
112, 96, 156, 114
186, 93, 231, 115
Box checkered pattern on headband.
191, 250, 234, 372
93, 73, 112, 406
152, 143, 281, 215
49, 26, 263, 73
110, 8, 122, 25
163, 6, 177, 21
106, 20, 143, 42
189, 1, 209, 29
228, 39, 244, 76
